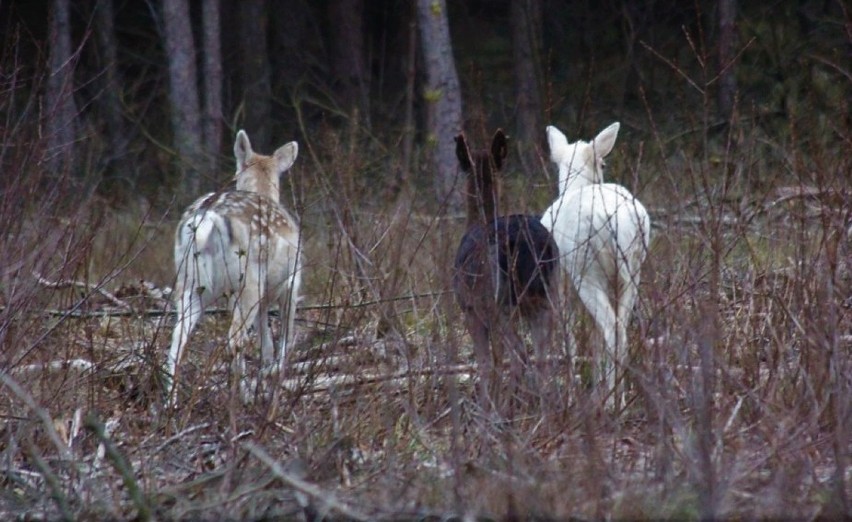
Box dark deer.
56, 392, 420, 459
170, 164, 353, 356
452, 129, 560, 408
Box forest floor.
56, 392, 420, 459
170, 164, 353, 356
2, 158, 850, 520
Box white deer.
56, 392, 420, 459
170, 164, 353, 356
166, 130, 303, 406
541, 122, 650, 408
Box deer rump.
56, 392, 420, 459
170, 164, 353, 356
453, 214, 559, 317
175, 190, 299, 305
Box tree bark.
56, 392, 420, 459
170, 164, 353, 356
94, 0, 131, 185
328, 0, 370, 126
162, 0, 204, 198
510, 0, 544, 174
416, 0, 463, 213
239, 0, 273, 151
717, 0, 737, 121
201, 0, 223, 175
45, 0, 78, 174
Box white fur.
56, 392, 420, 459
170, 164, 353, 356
541, 123, 650, 408
166, 130, 302, 406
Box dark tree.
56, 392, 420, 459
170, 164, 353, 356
94, 0, 131, 184
417, 0, 463, 212
328, 0, 370, 125
45, 0, 78, 173
511, 0, 544, 173
717, 0, 737, 120
201, 0, 223, 175
238, 0, 273, 151
162, 0, 204, 198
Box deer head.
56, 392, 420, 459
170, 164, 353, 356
233, 129, 299, 204
547, 122, 619, 195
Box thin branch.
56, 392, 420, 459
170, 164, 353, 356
6, 290, 451, 319
84, 411, 151, 522
244, 442, 370, 521
152, 422, 212, 456
280, 363, 475, 395
33, 271, 131, 310
0, 372, 72, 461
11, 359, 95, 376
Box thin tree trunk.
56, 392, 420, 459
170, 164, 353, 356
239, 0, 272, 151
416, 0, 463, 213
162, 0, 204, 199
94, 0, 131, 185
717, 0, 737, 121
201, 0, 223, 176
397, 3, 417, 194
46, 0, 78, 174
510, 0, 544, 175
328, 0, 370, 126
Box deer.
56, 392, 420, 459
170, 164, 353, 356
452, 129, 560, 408
165, 130, 303, 406
540, 122, 650, 410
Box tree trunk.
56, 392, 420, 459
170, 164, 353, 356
239, 0, 272, 151
397, 2, 418, 195
45, 0, 78, 174
416, 0, 463, 213
717, 0, 737, 121
94, 0, 131, 186
269, 0, 310, 107
162, 0, 204, 198
201, 0, 223, 175
328, 0, 370, 126
510, 0, 544, 175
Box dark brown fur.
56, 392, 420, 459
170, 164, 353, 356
452, 130, 559, 408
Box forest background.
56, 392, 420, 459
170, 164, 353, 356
0, 0, 849, 520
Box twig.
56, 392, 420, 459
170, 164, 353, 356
244, 442, 370, 521
152, 422, 212, 456
24, 439, 74, 521
84, 412, 151, 522
0, 372, 72, 461
280, 363, 475, 394
766, 185, 851, 208
10, 290, 451, 320
33, 271, 131, 310
11, 359, 95, 376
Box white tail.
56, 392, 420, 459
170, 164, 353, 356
166, 130, 303, 405
541, 122, 650, 409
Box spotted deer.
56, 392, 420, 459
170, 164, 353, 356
166, 130, 303, 405
540, 122, 650, 409
453, 129, 560, 408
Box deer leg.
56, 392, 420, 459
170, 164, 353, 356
229, 292, 260, 404
574, 278, 619, 409
466, 311, 499, 411
166, 289, 205, 407
275, 266, 301, 375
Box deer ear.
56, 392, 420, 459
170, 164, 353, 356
234, 130, 253, 171
491, 129, 509, 170
546, 125, 569, 164
592, 122, 620, 158
455, 134, 473, 172
273, 141, 299, 173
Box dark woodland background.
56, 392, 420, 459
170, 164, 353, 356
2, 0, 848, 206
0, 1, 850, 520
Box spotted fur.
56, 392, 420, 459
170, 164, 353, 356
166, 130, 302, 406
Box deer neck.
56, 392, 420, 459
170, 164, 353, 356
236, 169, 280, 204
558, 165, 595, 196
466, 159, 499, 225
